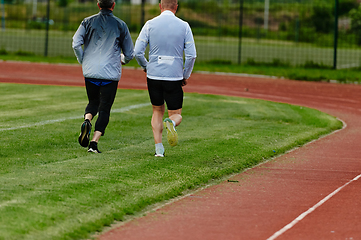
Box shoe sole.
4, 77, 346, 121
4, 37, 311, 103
164, 121, 178, 146
78, 121, 91, 147
88, 148, 100, 153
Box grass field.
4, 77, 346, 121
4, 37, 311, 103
0, 83, 342, 239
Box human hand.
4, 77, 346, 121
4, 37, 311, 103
181, 79, 188, 86
121, 53, 125, 65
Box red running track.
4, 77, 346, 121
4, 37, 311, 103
1, 61, 361, 239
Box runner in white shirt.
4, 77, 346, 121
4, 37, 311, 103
134, 0, 197, 157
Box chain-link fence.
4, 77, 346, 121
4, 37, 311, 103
1, 0, 361, 69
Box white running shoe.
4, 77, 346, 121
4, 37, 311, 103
154, 153, 164, 157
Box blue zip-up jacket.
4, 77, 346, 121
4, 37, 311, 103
134, 10, 196, 81
72, 9, 134, 81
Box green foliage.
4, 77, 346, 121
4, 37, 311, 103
246, 58, 291, 67
349, 3, 361, 45
338, 0, 359, 16
0, 48, 8, 55
206, 59, 232, 65
182, 0, 222, 14
57, 0, 69, 8
0, 54, 78, 63
301, 60, 332, 69
14, 49, 35, 56
285, 24, 317, 43
309, 4, 334, 33
26, 20, 47, 30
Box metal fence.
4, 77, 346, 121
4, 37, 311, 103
1, 0, 361, 69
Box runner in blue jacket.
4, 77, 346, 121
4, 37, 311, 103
72, 0, 134, 153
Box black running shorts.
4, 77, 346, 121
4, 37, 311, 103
147, 78, 184, 110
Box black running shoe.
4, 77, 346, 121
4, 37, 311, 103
88, 141, 101, 153
78, 119, 92, 147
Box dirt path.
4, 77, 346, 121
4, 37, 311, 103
1, 61, 361, 239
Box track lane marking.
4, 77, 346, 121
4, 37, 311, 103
267, 174, 361, 240
0, 103, 150, 132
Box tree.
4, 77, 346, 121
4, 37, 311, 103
338, 0, 358, 16
57, 0, 68, 7
349, 3, 361, 45
310, 4, 333, 34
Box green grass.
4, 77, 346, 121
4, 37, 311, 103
0, 83, 342, 239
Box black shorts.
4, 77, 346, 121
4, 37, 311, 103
147, 78, 184, 110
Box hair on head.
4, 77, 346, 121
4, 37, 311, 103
98, 0, 114, 9
161, 0, 177, 10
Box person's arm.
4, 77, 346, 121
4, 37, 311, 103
120, 24, 135, 65
183, 23, 197, 80
134, 22, 150, 72
72, 24, 85, 64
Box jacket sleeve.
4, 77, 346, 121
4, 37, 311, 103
134, 22, 150, 71
183, 23, 197, 80
72, 24, 85, 64
121, 24, 135, 64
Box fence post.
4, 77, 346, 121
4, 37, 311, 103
1, 0, 4, 31
238, 0, 243, 65
333, 0, 339, 69
141, 0, 145, 26
44, 0, 50, 57
264, 0, 269, 31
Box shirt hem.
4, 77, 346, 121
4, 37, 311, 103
147, 75, 183, 81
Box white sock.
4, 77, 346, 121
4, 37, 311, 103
171, 120, 176, 127
155, 143, 164, 154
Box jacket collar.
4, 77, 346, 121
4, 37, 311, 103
100, 9, 113, 15
161, 10, 175, 16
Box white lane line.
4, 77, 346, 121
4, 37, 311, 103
0, 200, 22, 209
111, 103, 150, 113
0, 103, 150, 132
267, 174, 361, 240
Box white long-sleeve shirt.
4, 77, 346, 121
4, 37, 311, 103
134, 10, 197, 81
